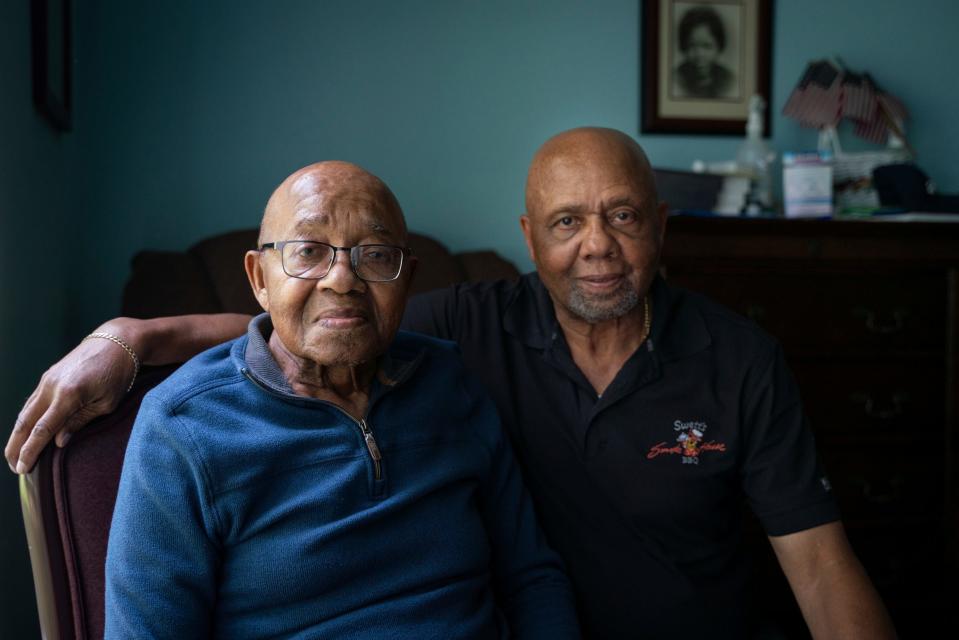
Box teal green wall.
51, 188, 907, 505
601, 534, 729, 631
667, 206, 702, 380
0, 1, 76, 635
2, 0, 958, 634
72, 0, 959, 331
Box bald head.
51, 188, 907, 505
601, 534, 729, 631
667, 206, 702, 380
260, 161, 407, 246
245, 160, 416, 377
525, 127, 658, 217
518, 127, 668, 327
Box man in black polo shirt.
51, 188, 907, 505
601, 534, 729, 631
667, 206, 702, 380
401, 128, 895, 639
9, 128, 895, 639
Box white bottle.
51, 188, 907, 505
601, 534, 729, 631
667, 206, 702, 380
736, 95, 775, 215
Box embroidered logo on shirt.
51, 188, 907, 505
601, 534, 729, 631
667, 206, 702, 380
646, 420, 727, 465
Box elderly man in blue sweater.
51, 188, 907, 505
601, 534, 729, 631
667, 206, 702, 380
103, 161, 579, 639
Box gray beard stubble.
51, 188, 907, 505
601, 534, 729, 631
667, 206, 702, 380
567, 280, 640, 323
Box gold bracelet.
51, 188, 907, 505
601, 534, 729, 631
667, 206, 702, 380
84, 332, 141, 392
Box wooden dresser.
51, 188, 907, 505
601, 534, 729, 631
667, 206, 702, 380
660, 216, 959, 638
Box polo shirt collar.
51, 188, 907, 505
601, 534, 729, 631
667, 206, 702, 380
647, 276, 712, 363
503, 271, 712, 362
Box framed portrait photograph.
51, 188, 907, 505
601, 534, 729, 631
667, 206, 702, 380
641, 0, 772, 135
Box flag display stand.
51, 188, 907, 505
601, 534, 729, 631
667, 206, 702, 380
783, 60, 913, 215
818, 126, 912, 213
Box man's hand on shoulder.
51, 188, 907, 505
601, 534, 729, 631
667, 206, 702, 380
6, 319, 141, 474
6, 313, 253, 474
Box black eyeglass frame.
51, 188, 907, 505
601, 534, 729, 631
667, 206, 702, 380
259, 240, 413, 282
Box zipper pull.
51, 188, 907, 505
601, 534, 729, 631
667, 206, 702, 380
360, 423, 382, 461
359, 419, 383, 479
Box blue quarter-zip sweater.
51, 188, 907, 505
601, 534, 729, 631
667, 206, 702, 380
105, 315, 579, 639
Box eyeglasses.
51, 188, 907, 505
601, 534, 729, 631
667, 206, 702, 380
259, 240, 411, 282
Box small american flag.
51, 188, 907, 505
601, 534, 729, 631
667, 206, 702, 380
840, 72, 875, 122
782, 60, 843, 128
852, 76, 910, 144
784, 62, 910, 147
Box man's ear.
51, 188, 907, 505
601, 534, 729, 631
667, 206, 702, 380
244, 250, 270, 312
656, 201, 669, 245
519, 215, 536, 263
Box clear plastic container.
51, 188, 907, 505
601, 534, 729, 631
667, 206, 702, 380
736, 95, 775, 215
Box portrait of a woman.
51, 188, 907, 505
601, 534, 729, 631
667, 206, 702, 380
671, 5, 738, 99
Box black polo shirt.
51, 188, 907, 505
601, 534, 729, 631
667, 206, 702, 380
401, 273, 839, 639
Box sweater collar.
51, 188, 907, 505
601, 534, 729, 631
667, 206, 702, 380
239, 313, 422, 399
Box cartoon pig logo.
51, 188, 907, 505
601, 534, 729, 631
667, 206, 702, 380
677, 429, 703, 458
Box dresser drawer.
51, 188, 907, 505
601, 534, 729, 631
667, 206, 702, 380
820, 447, 945, 522
846, 522, 947, 594
791, 360, 944, 437
661, 218, 959, 638
665, 271, 946, 353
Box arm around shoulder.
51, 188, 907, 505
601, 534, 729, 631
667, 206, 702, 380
5, 313, 249, 474
400, 287, 460, 340
107, 313, 251, 365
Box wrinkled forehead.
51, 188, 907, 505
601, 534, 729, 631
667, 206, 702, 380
528, 146, 656, 214
270, 169, 406, 241
546, 151, 644, 182
544, 132, 649, 180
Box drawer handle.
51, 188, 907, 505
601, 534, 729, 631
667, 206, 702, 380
853, 308, 908, 334
849, 392, 908, 420
851, 474, 905, 504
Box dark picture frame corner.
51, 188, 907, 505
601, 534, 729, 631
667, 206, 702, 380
31, 0, 72, 132
641, 0, 773, 136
